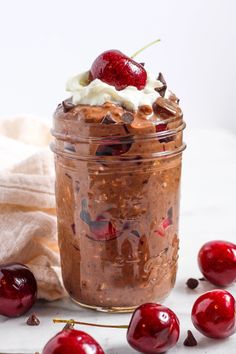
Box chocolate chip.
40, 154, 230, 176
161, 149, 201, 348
123, 221, 130, 230
155, 72, 167, 97
183, 330, 198, 346
26, 313, 40, 326
121, 112, 134, 124
155, 86, 166, 97
153, 97, 178, 118
63, 319, 75, 330
101, 114, 116, 125
139, 105, 153, 115
62, 99, 75, 113
186, 278, 199, 289
71, 223, 76, 235
157, 72, 167, 87
140, 62, 145, 66
131, 230, 140, 238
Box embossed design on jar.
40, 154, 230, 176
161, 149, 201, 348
144, 235, 179, 286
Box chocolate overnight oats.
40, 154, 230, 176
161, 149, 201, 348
51, 50, 186, 312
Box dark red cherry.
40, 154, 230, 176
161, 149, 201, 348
198, 240, 236, 287
127, 303, 180, 354
89, 50, 147, 90
42, 329, 104, 354
156, 123, 173, 143
0, 263, 37, 317
156, 123, 167, 133
191, 289, 236, 339
96, 141, 132, 157
89, 215, 118, 241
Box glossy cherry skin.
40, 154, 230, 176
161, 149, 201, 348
198, 240, 236, 287
42, 329, 104, 354
90, 50, 147, 90
191, 289, 236, 339
0, 263, 37, 317
127, 303, 180, 354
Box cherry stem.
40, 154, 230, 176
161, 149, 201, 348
131, 38, 161, 59
53, 318, 128, 329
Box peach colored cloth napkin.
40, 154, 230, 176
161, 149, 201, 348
0, 116, 66, 300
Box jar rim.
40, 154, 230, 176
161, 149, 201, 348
51, 118, 186, 144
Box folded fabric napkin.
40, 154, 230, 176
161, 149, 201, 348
0, 116, 66, 300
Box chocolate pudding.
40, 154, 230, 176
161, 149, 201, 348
51, 55, 186, 312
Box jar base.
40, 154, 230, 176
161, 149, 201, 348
71, 298, 137, 313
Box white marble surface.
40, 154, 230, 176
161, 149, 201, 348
0, 128, 236, 353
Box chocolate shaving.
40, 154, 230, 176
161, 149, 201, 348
121, 112, 134, 124
186, 278, 199, 289
183, 330, 198, 346
62, 99, 75, 113
63, 319, 75, 330
153, 97, 178, 118
101, 114, 116, 125
26, 313, 40, 326
155, 72, 167, 97
199, 277, 206, 281
140, 62, 145, 67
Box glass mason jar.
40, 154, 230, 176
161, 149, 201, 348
51, 102, 186, 312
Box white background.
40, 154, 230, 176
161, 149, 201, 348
0, 1, 236, 353
0, 0, 236, 132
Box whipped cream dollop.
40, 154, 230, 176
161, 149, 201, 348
66, 71, 164, 111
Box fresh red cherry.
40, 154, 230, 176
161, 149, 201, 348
191, 289, 236, 339
42, 329, 104, 354
127, 303, 180, 354
198, 240, 236, 287
89, 50, 147, 90
0, 263, 37, 317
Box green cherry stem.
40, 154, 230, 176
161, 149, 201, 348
53, 318, 128, 329
131, 38, 161, 59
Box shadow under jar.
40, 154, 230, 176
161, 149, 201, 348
51, 103, 186, 313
